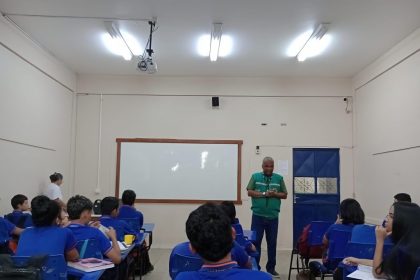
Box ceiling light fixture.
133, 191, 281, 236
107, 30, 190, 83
104, 21, 133, 61
197, 25, 233, 61
210, 23, 223, 62
292, 23, 331, 62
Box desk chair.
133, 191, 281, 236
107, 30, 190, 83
10, 254, 67, 280
169, 242, 203, 280
76, 239, 103, 259
309, 228, 352, 280
288, 221, 332, 280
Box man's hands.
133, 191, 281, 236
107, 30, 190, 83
267, 190, 276, 197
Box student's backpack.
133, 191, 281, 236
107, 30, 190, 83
0, 254, 47, 280
93, 199, 102, 215
297, 224, 324, 259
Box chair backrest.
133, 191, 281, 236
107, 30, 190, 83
75, 239, 103, 259
414, 267, 420, 280
327, 229, 352, 260
11, 254, 67, 280
308, 221, 332, 246
169, 242, 203, 279
351, 224, 376, 243
232, 223, 249, 247
345, 242, 394, 260
235, 233, 248, 248
345, 242, 376, 259
232, 223, 244, 235
93, 199, 102, 215
120, 217, 141, 233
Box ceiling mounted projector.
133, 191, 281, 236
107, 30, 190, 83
138, 56, 157, 74
138, 20, 158, 74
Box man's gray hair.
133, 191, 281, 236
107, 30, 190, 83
262, 157, 274, 164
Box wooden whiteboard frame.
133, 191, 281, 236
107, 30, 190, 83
115, 138, 243, 204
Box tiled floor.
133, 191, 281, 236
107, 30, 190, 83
138, 249, 298, 280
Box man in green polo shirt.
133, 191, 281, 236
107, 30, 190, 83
247, 157, 288, 278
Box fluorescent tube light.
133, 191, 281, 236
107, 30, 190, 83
210, 23, 223, 62
104, 21, 133, 61
292, 23, 331, 62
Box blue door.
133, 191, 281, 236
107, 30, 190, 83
292, 148, 340, 245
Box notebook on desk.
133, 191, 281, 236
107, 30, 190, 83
68, 258, 114, 272
347, 265, 376, 280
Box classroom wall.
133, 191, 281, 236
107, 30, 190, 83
352, 28, 420, 224
75, 75, 354, 250
0, 17, 76, 214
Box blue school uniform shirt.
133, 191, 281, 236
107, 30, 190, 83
4, 211, 33, 228
174, 241, 250, 269
232, 218, 254, 252
16, 226, 76, 256
117, 205, 144, 229
67, 223, 112, 256
100, 215, 137, 241
0, 217, 16, 238
175, 261, 271, 280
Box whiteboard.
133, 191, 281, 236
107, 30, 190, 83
116, 139, 242, 203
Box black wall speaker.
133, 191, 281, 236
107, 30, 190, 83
212, 97, 219, 107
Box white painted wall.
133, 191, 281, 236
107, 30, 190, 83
353, 28, 420, 224
75, 76, 354, 249
0, 16, 76, 214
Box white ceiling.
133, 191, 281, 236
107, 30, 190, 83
1, 0, 420, 77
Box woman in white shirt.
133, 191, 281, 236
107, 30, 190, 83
44, 172, 66, 209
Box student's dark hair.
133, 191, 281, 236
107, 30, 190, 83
220, 201, 236, 224
186, 203, 233, 262
390, 202, 419, 244
50, 172, 63, 182
100, 197, 119, 215
121, 190, 136, 206
378, 202, 420, 280
11, 194, 28, 210
31, 195, 60, 227
339, 198, 365, 225
394, 193, 411, 203
67, 195, 93, 220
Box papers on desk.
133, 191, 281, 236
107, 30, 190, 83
68, 258, 114, 272
347, 265, 376, 280
117, 241, 131, 251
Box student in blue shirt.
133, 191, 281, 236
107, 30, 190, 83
67, 195, 121, 264
175, 203, 271, 280
16, 195, 79, 261
5, 194, 33, 228
172, 240, 251, 270
309, 198, 365, 275
118, 190, 144, 230
117, 190, 154, 275
0, 217, 23, 254
100, 197, 137, 241
221, 201, 257, 255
